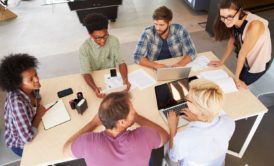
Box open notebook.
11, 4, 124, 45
199, 69, 238, 93
42, 99, 70, 130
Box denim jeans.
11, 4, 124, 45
11, 146, 23, 157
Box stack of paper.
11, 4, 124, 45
199, 69, 238, 93
42, 99, 70, 130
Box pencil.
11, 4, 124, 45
47, 100, 58, 111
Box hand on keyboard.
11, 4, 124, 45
167, 111, 179, 130
182, 109, 199, 121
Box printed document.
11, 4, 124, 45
104, 69, 156, 91
128, 69, 156, 90
42, 99, 70, 130
199, 69, 238, 93
186, 55, 210, 71
104, 73, 136, 92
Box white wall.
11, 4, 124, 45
0, 91, 5, 130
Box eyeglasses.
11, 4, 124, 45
92, 33, 109, 41
220, 9, 240, 22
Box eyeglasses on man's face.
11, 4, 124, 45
92, 33, 109, 41
220, 9, 240, 22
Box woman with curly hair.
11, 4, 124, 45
0, 53, 47, 156
209, 0, 272, 88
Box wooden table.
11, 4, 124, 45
21, 51, 267, 165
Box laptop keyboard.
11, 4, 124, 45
163, 103, 188, 117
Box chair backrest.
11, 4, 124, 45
249, 58, 274, 99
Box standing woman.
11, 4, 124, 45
0, 54, 47, 156
209, 0, 272, 88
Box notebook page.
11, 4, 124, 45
212, 77, 238, 93
199, 69, 238, 93
42, 99, 70, 130
200, 69, 229, 80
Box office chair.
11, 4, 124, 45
249, 56, 274, 106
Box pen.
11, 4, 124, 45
47, 100, 58, 111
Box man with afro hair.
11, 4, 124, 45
79, 13, 131, 98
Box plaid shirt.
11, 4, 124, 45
133, 24, 197, 64
4, 90, 37, 148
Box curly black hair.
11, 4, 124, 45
83, 13, 108, 34
0, 53, 38, 92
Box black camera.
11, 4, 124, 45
77, 92, 83, 100
69, 99, 79, 110
69, 92, 88, 114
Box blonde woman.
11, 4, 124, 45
167, 79, 235, 166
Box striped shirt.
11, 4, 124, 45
4, 90, 37, 148
133, 24, 197, 64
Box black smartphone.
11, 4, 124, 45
110, 69, 117, 77
57, 88, 73, 98
32, 89, 41, 100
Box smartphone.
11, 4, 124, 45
110, 69, 117, 77
32, 89, 41, 100
57, 88, 73, 98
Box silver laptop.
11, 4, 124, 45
156, 66, 191, 81
154, 76, 197, 127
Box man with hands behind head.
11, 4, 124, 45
79, 13, 131, 98
133, 6, 197, 70
63, 92, 168, 166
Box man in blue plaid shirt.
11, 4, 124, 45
133, 6, 197, 70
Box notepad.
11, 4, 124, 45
42, 99, 70, 130
199, 69, 238, 94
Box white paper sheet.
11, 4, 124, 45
104, 73, 136, 92
104, 74, 123, 89
199, 69, 238, 93
200, 69, 229, 80
42, 99, 70, 130
186, 55, 210, 71
128, 69, 156, 90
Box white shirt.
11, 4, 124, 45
169, 112, 235, 166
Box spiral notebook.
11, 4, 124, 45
42, 99, 70, 130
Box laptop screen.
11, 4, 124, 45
155, 78, 190, 110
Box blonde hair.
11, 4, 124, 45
188, 79, 224, 122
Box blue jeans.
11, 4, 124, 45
11, 147, 23, 157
